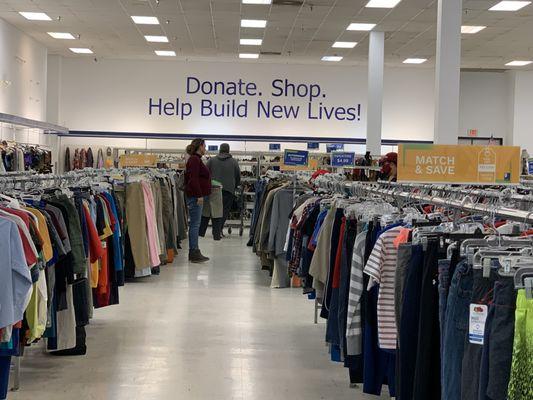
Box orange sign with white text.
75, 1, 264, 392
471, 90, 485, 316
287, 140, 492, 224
398, 144, 520, 184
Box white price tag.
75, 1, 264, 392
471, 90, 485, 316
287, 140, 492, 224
469, 304, 488, 345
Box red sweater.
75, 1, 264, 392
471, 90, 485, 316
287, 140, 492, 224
185, 154, 212, 198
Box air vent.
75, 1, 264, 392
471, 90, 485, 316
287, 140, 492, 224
261, 51, 282, 56
461, 68, 506, 73
273, 0, 304, 6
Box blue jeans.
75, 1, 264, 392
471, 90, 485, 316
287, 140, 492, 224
187, 197, 202, 250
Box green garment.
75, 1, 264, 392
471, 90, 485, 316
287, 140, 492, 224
507, 289, 533, 399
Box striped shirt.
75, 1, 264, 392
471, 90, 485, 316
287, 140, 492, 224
346, 230, 367, 355
364, 226, 403, 350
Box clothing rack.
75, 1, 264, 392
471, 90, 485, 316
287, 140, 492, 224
315, 179, 533, 225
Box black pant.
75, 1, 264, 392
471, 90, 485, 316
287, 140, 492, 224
199, 216, 223, 240
221, 190, 235, 229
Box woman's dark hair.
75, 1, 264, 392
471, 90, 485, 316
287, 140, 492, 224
188, 138, 205, 155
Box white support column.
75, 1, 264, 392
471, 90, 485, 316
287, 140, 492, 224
434, 0, 462, 144
367, 31, 385, 156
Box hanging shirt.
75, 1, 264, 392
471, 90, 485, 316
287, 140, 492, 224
364, 225, 403, 350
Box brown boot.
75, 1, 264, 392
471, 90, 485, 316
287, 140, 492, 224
189, 249, 209, 263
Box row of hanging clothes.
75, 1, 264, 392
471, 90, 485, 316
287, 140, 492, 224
0, 167, 189, 400
284, 176, 533, 400
114, 168, 188, 278
1, 141, 52, 174
247, 171, 314, 288
64, 147, 117, 171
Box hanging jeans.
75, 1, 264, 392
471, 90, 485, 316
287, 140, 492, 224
186, 197, 202, 250
442, 261, 473, 400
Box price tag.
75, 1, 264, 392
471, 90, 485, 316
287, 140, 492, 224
469, 304, 488, 345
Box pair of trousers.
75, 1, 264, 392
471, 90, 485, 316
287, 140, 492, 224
221, 190, 234, 229
199, 216, 223, 240
461, 269, 497, 400
413, 240, 446, 400
187, 197, 202, 250
125, 182, 151, 270
478, 276, 516, 400
398, 244, 424, 400
442, 261, 473, 400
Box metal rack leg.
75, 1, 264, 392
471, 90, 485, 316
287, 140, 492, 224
314, 298, 319, 324
11, 356, 20, 392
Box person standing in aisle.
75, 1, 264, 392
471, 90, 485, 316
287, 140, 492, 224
185, 139, 211, 263
207, 143, 241, 236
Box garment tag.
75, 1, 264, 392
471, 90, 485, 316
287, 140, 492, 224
101, 241, 107, 249
469, 304, 488, 345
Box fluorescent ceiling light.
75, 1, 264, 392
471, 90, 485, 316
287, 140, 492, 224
48, 32, 76, 40
322, 56, 343, 62
155, 50, 176, 57
489, 1, 531, 11
365, 0, 402, 8
69, 48, 93, 54
240, 38, 263, 45
241, 19, 267, 28
403, 58, 427, 64
145, 35, 169, 43
505, 60, 532, 66
239, 53, 259, 59
333, 41, 357, 48
461, 25, 486, 34
19, 12, 52, 21
347, 23, 376, 31
131, 16, 159, 25
242, 0, 272, 4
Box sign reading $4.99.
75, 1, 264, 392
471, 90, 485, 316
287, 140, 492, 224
397, 144, 521, 185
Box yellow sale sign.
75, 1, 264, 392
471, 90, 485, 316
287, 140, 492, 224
398, 144, 521, 184
119, 154, 158, 168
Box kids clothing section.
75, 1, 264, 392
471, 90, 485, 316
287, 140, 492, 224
283, 187, 533, 400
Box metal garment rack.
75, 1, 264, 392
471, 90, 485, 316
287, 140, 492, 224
327, 181, 533, 224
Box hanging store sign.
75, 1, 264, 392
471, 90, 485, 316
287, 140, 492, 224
208, 145, 219, 152
528, 158, 533, 175
269, 143, 281, 151
307, 142, 320, 150
398, 144, 521, 184
283, 150, 309, 167
326, 143, 344, 153
331, 152, 356, 168
119, 154, 158, 168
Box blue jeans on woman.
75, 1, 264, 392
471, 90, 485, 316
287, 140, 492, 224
187, 196, 202, 250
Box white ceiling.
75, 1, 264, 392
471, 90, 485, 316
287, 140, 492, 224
0, 0, 532, 69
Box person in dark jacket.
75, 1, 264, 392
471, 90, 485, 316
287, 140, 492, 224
184, 138, 212, 263
207, 143, 241, 235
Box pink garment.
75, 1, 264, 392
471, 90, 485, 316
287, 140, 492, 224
141, 181, 161, 267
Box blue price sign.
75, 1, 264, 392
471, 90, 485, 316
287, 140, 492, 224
208, 145, 219, 152
307, 142, 320, 150
331, 152, 356, 167
327, 143, 344, 153
284, 150, 309, 166
529, 158, 533, 175
269, 143, 281, 151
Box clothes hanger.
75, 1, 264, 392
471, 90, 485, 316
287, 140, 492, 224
514, 265, 533, 299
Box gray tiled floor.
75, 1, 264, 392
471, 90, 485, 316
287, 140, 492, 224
10, 234, 389, 399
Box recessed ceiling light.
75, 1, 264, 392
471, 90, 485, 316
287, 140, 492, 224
347, 23, 376, 31
131, 16, 159, 25
48, 32, 76, 40
365, 0, 402, 8
241, 19, 267, 28
461, 25, 487, 34
239, 53, 260, 59
69, 48, 93, 54
332, 41, 357, 48
505, 60, 532, 66
19, 12, 52, 21
489, 1, 531, 11
145, 35, 169, 43
242, 0, 272, 4
403, 58, 427, 64
155, 50, 176, 57
240, 38, 263, 46
322, 56, 343, 62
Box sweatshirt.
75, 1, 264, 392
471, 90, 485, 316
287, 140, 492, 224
206, 153, 241, 193
185, 154, 212, 198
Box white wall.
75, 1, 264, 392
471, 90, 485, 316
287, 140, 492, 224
0, 18, 47, 120
57, 58, 435, 141
459, 71, 510, 141
511, 71, 533, 152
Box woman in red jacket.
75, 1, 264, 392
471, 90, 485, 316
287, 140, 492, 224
184, 139, 212, 263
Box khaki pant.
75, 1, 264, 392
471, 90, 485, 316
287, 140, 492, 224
126, 182, 151, 271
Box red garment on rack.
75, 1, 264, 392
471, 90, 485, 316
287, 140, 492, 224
332, 217, 346, 289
